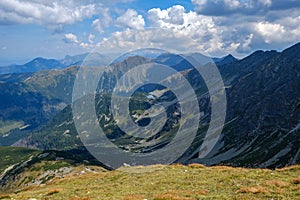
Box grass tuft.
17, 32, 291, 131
292, 177, 300, 184
68, 197, 91, 200
154, 193, 195, 200
122, 194, 145, 200
46, 188, 62, 196
187, 163, 206, 168
265, 180, 290, 187
238, 186, 269, 194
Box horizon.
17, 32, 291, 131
1, 41, 299, 66
1, 0, 300, 65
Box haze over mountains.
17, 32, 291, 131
0, 42, 299, 169
0, 52, 113, 74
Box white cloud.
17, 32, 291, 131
92, 19, 104, 33
64, 33, 79, 43
80, 42, 90, 49
92, 7, 112, 33
97, 6, 241, 57
88, 34, 95, 44
145, 5, 239, 55
255, 22, 285, 43
148, 5, 185, 27
255, 21, 300, 44
224, 0, 241, 10
238, 33, 253, 52
258, 0, 272, 7
64, 33, 95, 49
116, 9, 145, 30
0, 0, 99, 27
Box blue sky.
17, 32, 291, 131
0, 0, 300, 65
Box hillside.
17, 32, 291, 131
0, 67, 79, 146
0, 147, 107, 192
0, 164, 299, 200
0, 147, 41, 173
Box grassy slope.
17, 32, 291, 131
0, 147, 41, 173
1, 164, 299, 200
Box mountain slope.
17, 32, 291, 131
189, 42, 300, 168
0, 67, 79, 146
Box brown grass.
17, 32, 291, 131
276, 165, 300, 172
210, 166, 245, 171
170, 163, 185, 168
154, 193, 195, 200
187, 163, 206, 168
292, 177, 300, 184
68, 197, 91, 200
194, 189, 209, 195
238, 186, 269, 194
153, 189, 209, 200
46, 188, 62, 196
265, 180, 290, 187
122, 194, 145, 200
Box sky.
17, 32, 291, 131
0, 0, 300, 65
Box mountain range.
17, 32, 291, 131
0, 52, 112, 74
0, 43, 299, 169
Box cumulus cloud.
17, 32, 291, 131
254, 21, 300, 44
116, 9, 145, 30
97, 6, 241, 56
80, 42, 90, 49
255, 22, 286, 43
148, 5, 185, 27
88, 34, 95, 44
3, 1, 299, 58
96, 4, 300, 57
64, 33, 95, 49
92, 7, 112, 33
189, 0, 300, 54
64, 33, 79, 44
92, 19, 104, 33
0, 0, 100, 27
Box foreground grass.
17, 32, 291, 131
1, 164, 299, 200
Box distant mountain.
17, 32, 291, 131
0, 51, 237, 75
61, 52, 113, 67
0, 53, 111, 74
213, 54, 238, 65
111, 48, 166, 64
60, 53, 89, 66
0, 58, 64, 74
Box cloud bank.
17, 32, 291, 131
0, 0, 299, 59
